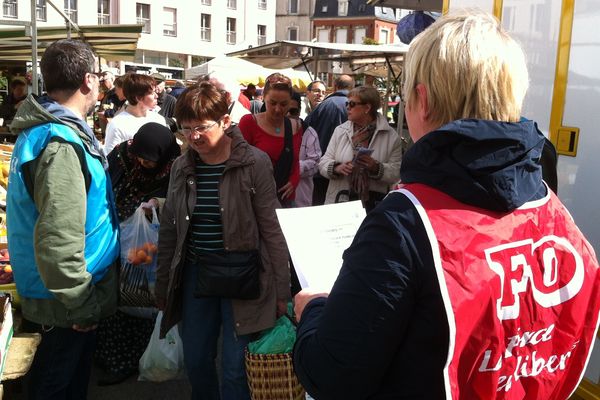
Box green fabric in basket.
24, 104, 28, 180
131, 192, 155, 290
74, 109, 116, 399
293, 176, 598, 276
248, 304, 296, 354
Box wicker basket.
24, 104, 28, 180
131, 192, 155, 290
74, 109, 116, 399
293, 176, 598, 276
245, 349, 305, 400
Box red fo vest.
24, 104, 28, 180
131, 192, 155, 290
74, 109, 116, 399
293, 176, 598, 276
398, 183, 600, 400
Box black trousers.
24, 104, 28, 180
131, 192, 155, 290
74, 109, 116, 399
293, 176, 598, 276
24, 320, 97, 400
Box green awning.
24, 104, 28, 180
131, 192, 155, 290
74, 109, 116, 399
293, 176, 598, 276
0, 24, 143, 62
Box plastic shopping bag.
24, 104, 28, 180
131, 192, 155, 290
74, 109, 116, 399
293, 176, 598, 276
247, 304, 296, 354
138, 311, 185, 382
119, 205, 159, 307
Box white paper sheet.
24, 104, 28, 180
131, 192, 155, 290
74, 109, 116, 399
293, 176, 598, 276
276, 201, 366, 292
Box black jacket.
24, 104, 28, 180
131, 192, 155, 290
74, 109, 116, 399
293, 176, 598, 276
293, 119, 548, 399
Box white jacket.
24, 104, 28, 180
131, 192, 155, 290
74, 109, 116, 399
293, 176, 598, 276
318, 114, 402, 204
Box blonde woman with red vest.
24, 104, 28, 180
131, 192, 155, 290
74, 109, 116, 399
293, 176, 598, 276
293, 11, 600, 400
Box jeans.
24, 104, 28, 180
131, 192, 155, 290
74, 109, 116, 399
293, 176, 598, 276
181, 262, 253, 400
25, 322, 96, 400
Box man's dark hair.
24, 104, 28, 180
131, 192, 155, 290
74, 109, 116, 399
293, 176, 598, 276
307, 80, 325, 92
40, 39, 95, 95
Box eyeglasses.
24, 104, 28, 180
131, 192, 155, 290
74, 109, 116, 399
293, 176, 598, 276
346, 101, 366, 108
179, 118, 222, 136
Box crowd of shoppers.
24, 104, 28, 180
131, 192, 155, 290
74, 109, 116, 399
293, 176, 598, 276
5, 11, 598, 400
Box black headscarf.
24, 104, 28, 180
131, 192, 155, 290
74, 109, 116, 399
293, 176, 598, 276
108, 122, 181, 221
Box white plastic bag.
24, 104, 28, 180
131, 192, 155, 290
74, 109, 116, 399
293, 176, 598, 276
119, 205, 159, 307
138, 311, 185, 382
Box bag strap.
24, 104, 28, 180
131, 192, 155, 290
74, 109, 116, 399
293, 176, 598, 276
272, 117, 294, 189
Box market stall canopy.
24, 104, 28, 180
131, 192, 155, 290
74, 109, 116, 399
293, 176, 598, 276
185, 55, 313, 90
0, 24, 143, 62
366, 0, 443, 12
227, 40, 409, 78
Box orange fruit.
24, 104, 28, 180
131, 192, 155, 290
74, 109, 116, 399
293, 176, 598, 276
4, 265, 11, 273
136, 249, 147, 259
144, 255, 153, 264
147, 243, 158, 254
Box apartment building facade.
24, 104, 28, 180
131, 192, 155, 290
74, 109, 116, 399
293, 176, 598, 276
0, 0, 276, 78
275, 0, 316, 42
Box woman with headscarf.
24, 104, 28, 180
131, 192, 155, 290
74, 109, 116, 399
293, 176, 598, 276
95, 122, 181, 385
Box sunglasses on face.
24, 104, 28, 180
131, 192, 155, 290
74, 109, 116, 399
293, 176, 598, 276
346, 101, 366, 108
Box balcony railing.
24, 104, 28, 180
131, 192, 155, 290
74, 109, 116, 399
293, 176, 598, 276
3, 2, 17, 18
201, 28, 211, 41
257, 35, 266, 46
137, 17, 150, 33
36, 5, 46, 20
226, 31, 236, 44
98, 13, 110, 24
163, 23, 176, 37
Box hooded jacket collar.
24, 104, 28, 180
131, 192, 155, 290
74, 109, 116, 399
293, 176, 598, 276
401, 119, 547, 212
10, 94, 107, 166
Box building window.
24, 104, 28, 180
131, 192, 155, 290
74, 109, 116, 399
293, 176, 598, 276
287, 27, 298, 41
3, 0, 17, 18
335, 28, 347, 43
98, 0, 109, 24
321, 5, 328, 12
338, 1, 348, 16
163, 7, 177, 37
201, 0, 211, 4
289, 0, 298, 14
226, 17, 236, 44
136, 3, 151, 34
354, 27, 366, 44
258, 0, 266, 10
64, 0, 77, 23
359, 4, 366, 12
317, 28, 329, 42
379, 28, 389, 44
227, 0, 236, 9
201, 13, 211, 41
257, 24, 266, 46
36, 0, 46, 21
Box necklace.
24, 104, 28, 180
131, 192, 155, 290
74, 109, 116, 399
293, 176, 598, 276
275, 127, 281, 134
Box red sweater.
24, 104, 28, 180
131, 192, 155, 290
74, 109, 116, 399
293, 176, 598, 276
238, 114, 302, 196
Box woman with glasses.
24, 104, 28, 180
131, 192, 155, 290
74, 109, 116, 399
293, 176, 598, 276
104, 73, 167, 155
155, 82, 290, 400
238, 72, 302, 207
318, 85, 402, 212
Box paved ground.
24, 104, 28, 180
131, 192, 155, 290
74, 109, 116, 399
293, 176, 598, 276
7, 366, 192, 399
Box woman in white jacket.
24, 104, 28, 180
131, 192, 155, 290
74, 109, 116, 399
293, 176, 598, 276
318, 86, 402, 212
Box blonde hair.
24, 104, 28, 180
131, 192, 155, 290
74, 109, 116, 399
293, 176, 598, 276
403, 10, 529, 125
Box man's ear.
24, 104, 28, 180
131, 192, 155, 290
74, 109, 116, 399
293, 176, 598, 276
81, 72, 95, 95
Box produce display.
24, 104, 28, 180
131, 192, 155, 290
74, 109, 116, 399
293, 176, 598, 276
0, 249, 11, 284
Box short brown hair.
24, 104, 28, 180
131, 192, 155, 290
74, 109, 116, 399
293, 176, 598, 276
123, 73, 155, 105
175, 82, 229, 124
349, 86, 381, 119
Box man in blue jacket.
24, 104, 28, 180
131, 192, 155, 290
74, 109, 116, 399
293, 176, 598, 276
7, 39, 119, 399
293, 12, 600, 400
304, 74, 354, 205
